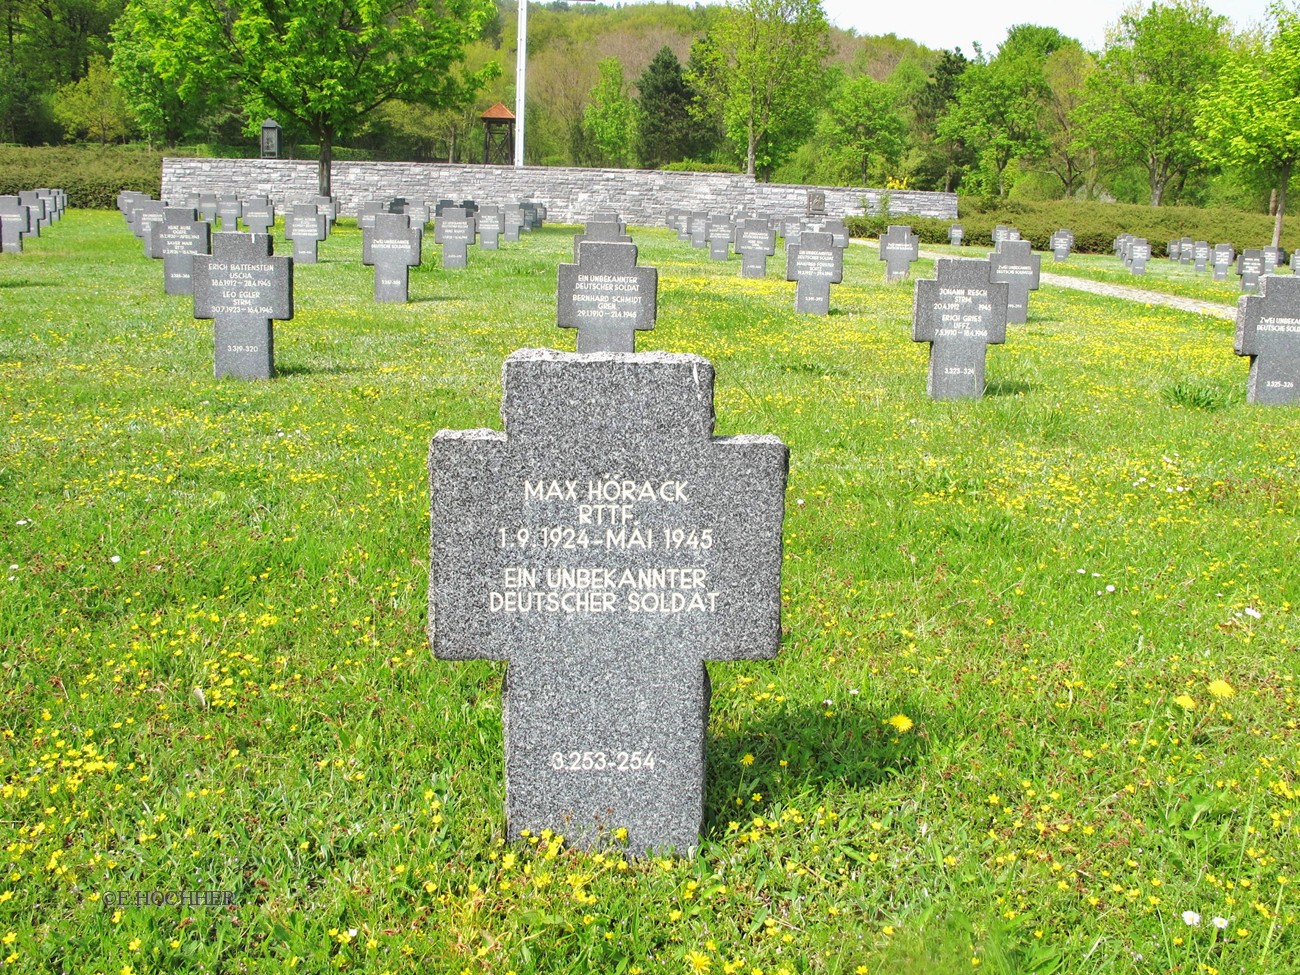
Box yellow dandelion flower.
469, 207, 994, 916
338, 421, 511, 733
740, 753, 755, 766
1174, 695, 1196, 710
686, 950, 712, 972
1208, 679, 1234, 699
887, 714, 914, 733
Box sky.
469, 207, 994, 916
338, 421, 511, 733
611, 0, 1277, 55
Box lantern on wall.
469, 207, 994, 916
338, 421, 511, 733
260, 119, 282, 159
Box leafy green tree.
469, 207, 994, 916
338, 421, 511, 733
1196, 5, 1300, 246
824, 74, 907, 185
53, 54, 134, 143
634, 46, 698, 169
1038, 42, 1095, 197
907, 48, 970, 191
1077, 1, 1228, 205
938, 55, 1046, 197
583, 57, 636, 167
694, 0, 831, 178
119, 0, 497, 194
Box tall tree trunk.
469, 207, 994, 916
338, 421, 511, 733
317, 131, 333, 197
747, 119, 756, 177
1273, 160, 1291, 249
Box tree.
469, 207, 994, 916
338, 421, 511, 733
53, 54, 134, 143
1196, 5, 1300, 246
823, 74, 907, 185
583, 57, 636, 167
1077, 1, 1228, 205
938, 55, 1046, 197
634, 45, 698, 168
120, 0, 497, 195
907, 48, 970, 191
695, 0, 831, 178
1038, 43, 1095, 196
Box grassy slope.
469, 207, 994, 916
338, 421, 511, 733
1, 213, 1298, 974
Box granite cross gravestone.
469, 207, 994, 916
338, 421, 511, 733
478, 205, 503, 250
1235, 274, 1300, 404
1214, 243, 1235, 282
819, 217, 849, 250
313, 196, 338, 233
706, 215, 734, 261
949, 225, 964, 247
435, 208, 477, 269
363, 212, 423, 302
285, 204, 327, 264
358, 200, 394, 232
989, 239, 1041, 324
879, 225, 919, 282
913, 258, 1010, 400
1127, 238, 1151, 275
572, 220, 632, 262
785, 231, 843, 314
1263, 246, 1287, 273
428, 347, 788, 854
0, 197, 30, 253
1179, 237, 1194, 265
1050, 229, 1074, 262
198, 193, 219, 224
735, 218, 776, 278
217, 195, 243, 233
151, 207, 211, 295
689, 212, 709, 249
193, 233, 293, 380
18, 191, 46, 234
138, 201, 167, 257
1194, 241, 1211, 272
557, 241, 658, 353
243, 197, 275, 235
503, 205, 524, 243
1238, 249, 1265, 292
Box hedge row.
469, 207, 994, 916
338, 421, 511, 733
845, 198, 1296, 257
0, 145, 167, 209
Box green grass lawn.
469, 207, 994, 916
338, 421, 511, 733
2, 211, 1298, 975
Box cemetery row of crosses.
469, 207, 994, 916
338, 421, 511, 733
76, 187, 1296, 852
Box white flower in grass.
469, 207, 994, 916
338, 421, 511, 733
110, 555, 121, 563
1181, 910, 1201, 926
1212, 916, 1229, 930
1244, 606, 1261, 619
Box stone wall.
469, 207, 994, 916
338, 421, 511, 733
161, 158, 957, 225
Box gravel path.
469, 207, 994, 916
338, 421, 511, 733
855, 239, 1239, 321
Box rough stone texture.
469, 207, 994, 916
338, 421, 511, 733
557, 241, 657, 353
913, 258, 1009, 400
362, 212, 422, 302
1236, 275, 1300, 404
786, 231, 843, 314
161, 159, 958, 225
193, 233, 292, 380
989, 240, 1041, 324
427, 349, 788, 855
152, 208, 211, 295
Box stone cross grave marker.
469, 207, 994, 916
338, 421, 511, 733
403, 199, 432, 227
706, 215, 734, 261
879, 225, 919, 282
193, 233, 293, 380
217, 195, 243, 233
819, 217, 848, 250
243, 197, 275, 235
1179, 237, 1194, 265
197, 193, 218, 224
435, 207, 477, 269
428, 347, 788, 854
150, 207, 211, 295
1050, 229, 1074, 262
503, 205, 524, 243
478, 205, 503, 250
671, 210, 691, 242
520, 201, 539, 231
363, 212, 423, 303
1214, 243, 1235, 281
285, 204, 327, 264
688, 212, 709, 249
557, 241, 658, 353
949, 225, 964, 247
1127, 238, 1151, 275
358, 200, 394, 232
1194, 241, 1211, 272
913, 257, 1010, 400
1236, 274, 1300, 404
0, 197, 30, 253
735, 218, 776, 278
573, 220, 631, 262
435, 199, 457, 217
785, 230, 843, 314
138, 201, 167, 257
17, 191, 46, 234
1238, 249, 1265, 292
990, 239, 1041, 324
313, 196, 337, 233
1263, 246, 1287, 273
